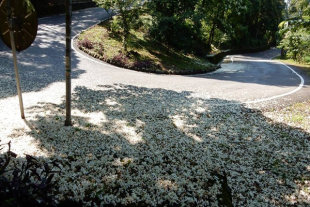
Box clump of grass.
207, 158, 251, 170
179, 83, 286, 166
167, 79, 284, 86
291, 114, 305, 124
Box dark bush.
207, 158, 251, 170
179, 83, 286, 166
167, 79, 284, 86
149, 17, 208, 56
78, 38, 94, 50
132, 60, 156, 70
110, 53, 130, 68
127, 50, 140, 58
95, 44, 105, 57
0, 141, 60, 207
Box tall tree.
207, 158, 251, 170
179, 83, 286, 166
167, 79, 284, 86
65, 0, 72, 126
224, 0, 285, 47
147, 0, 284, 53
147, 0, 209, 54
279, 0, 310, 62
93, 0, 141, 53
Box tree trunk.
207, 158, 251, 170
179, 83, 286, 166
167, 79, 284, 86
120, 8, 129, 53
207, 20, 216, 50
208, 7, 221, 51
65, 0, 72, 126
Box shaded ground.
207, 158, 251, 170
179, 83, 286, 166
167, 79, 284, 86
0, 8, 109, 99
2, 84, 310, 206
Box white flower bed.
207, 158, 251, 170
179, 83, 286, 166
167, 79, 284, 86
1, 84, 310, 206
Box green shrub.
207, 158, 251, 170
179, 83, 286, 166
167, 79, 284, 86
279, 28, 310, 63
0, 141, 60, 207
110, 52, 130, 68
304, 56, 310, 63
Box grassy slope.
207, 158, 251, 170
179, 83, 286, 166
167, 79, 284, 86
77, 22, 217, 74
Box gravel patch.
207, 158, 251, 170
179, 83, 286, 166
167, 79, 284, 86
1, 84, 310, 206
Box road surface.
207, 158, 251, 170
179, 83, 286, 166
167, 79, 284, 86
0, 7, 309, 110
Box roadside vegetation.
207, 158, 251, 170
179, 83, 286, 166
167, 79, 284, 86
76, 0, 285, 74
77, 17, 217, 74
278, 0, 310, 65
274, 55, 310, 75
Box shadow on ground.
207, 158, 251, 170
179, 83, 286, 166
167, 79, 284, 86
3, 84, 308, 206
0, 27, 84, 99
0, 7, 109, 99
188, 59, 304, 87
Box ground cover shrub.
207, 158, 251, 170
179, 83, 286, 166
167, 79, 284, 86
0, 141, 60, 207
304, 55, 310, 64
132, 60, 157, 70
78, 38, 94, 50
110, 52, 130, 68
94, 43, 105, 57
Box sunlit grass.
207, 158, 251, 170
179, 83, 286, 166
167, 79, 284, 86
290, 114, 305, 124
266, 100, 310, 131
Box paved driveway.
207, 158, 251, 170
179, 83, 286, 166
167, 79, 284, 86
0, 7, 309, 111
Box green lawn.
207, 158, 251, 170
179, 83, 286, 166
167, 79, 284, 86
76, 21, 217, 74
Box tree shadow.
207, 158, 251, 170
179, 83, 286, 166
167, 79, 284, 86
38, 7, 110, 37
0, 7, 110, 99
188, 58, 305, 87
187, 48, 309, 88
7, 84, 309, 206
0, 26, 86, 99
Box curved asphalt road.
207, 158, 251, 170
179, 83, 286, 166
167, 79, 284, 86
0, 7, 309, 110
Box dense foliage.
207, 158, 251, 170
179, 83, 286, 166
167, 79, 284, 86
93, 0, 285, 55
279, 0, 310, 63
146, 0, 285, 54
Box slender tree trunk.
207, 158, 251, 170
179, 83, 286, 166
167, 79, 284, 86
123, 24, 129, 53
120, 8, 129, 53
207, 20, 216, 50
207, 5, 223, 51
65, 0, 72, 126
208, 7, 220, 51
